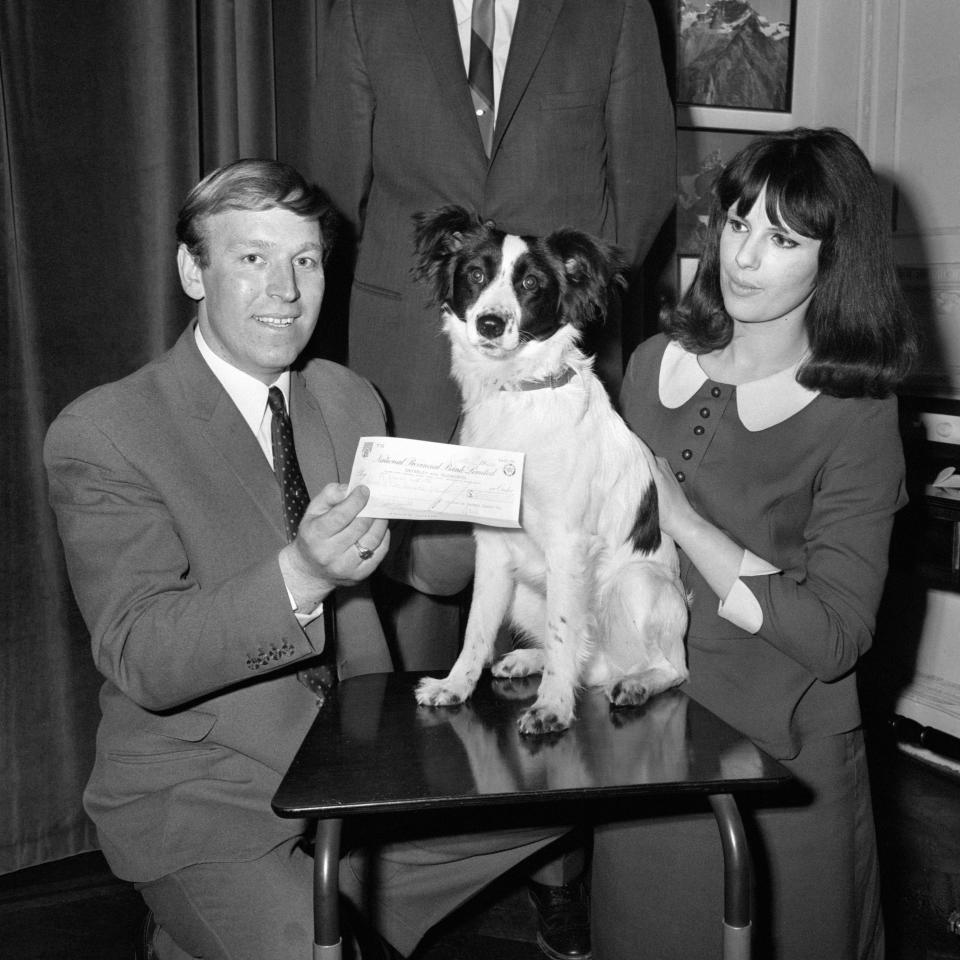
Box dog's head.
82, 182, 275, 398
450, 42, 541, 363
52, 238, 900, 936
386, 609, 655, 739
412, 206, 626, 359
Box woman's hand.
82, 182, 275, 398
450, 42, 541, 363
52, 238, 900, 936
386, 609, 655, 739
651, 455, 697, 542
651, 455, 744, 605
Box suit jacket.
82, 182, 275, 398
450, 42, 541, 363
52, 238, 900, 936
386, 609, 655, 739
44, 325, 393, 881
316, 0, 676, 443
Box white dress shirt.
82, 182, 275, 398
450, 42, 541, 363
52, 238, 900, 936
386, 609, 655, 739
195, 324, 289, 468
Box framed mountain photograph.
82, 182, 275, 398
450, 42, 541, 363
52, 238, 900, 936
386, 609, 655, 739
676, 126, 756, 255
676, 0, 796, 112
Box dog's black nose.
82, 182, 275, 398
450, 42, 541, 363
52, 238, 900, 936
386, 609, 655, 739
477, 314, 506, 339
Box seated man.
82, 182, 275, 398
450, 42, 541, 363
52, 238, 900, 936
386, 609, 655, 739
44, 159, 567, 960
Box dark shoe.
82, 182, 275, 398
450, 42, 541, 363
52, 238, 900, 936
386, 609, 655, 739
357, 931, 402, 960
342, 906, 403, 960
527, 879, 592, 960
134, 910, 158, 960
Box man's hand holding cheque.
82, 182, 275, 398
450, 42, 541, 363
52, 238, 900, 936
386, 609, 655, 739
279, 482, 390, 613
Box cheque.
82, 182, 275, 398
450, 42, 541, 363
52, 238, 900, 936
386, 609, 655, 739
349, 436, 524, 527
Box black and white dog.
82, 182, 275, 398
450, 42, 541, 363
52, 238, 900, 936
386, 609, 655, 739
412, 206, 688, 736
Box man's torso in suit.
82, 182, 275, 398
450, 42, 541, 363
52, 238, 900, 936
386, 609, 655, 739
316, 0, 676, 442
44, 326, 392, 881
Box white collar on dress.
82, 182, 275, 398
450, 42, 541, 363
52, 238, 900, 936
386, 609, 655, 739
658, 339, 820, 431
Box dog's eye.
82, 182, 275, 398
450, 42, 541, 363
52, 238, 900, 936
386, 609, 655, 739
521, 275, 540, 291
468, 268, 485, 285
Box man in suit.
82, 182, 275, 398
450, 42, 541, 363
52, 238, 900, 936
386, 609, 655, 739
44, 159, 565, 960
317, 0, 675, 444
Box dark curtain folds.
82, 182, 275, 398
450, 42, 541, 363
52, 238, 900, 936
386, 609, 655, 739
1, 0, 327, 875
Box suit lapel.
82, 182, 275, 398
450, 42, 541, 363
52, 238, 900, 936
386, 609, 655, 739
495, 0, 564, 154
170, 327, 286, 541
407, 0, 488, 156
290, 370, 341, 497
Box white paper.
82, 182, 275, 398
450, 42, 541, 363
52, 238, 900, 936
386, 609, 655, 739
349, 437, 524, 527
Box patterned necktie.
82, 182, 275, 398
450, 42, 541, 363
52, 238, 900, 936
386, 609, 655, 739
469, 0, 495, 156
267, 386, 337, 703
268, 387, 311, 541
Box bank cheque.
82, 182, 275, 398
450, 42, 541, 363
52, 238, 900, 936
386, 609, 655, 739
349, 436, 524, 527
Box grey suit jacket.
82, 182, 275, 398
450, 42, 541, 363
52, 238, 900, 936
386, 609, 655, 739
316, 0, 676, 442
44, 326, 393, 881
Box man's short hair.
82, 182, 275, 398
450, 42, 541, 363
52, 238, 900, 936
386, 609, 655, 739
176, 159, 338, 266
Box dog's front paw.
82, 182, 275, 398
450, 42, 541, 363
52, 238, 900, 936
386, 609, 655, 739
415, 674, 475, 707
490, 675, 541, 700
607, 676, 650, 708
517, 702, 573, 736
492, 648, 544, 679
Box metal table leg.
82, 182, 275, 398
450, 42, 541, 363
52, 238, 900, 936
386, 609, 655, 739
313, 818, 344, 959
709, 793, 751, 960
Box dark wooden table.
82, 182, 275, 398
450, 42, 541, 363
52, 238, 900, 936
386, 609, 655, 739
272, 672, 792, 960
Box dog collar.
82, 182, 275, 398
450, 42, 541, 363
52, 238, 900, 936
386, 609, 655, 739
505, 367, 578, 392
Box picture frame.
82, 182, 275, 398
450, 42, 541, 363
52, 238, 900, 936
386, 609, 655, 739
676, 127, 757, 257
676, 0, 797, 113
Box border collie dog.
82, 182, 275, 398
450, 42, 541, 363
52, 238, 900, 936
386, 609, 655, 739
412, 206, 688, 736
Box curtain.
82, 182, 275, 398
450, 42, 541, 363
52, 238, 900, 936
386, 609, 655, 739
0, 0, 330, 875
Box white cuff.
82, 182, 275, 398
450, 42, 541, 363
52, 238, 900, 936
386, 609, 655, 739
716, 550, 780, 634
287, 588, 324, 626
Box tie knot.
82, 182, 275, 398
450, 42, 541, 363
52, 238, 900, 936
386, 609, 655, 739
267, 386, 287, 417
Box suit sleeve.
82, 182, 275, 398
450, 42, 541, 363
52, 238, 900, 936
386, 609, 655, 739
605, 0, 676, 267
383, 519, 476, 596
316, 0, 374, 235
44, 413, 321, 712
740, 401, 907, 681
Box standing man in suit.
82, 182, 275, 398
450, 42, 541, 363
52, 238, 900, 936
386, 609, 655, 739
317, 0, 675, 443
44, 159, 569, 960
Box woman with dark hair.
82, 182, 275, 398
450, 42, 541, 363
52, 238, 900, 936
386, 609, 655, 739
592, 128, 919, 959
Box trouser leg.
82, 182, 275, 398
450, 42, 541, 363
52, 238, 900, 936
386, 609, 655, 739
341, 825, 567, 956
137, 837, 314, 960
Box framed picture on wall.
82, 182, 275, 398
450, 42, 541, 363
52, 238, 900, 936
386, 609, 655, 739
677, 127, 756, 256
676, 0, 797, 113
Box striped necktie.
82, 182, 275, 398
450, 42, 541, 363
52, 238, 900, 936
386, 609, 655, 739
469, 0, 495, 156
268, 386, 337, 704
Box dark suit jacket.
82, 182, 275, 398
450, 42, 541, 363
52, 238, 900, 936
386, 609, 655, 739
44, 326, 393, 881
316, 0, 676, 442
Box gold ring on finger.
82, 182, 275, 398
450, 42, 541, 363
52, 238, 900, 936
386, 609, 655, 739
354, 541, 374, 562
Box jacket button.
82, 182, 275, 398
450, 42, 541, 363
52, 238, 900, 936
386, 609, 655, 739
675, 471, 686, 482
711, 386, 722, 398
699, 407, 710, 419
681, 449, 693, 460
694, 425, 705, 435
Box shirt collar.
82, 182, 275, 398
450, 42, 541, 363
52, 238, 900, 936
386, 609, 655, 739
658, 339, 819, 431
194, 324, 291, 435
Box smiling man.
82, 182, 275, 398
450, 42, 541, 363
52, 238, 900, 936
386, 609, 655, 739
44, 160, 563, 960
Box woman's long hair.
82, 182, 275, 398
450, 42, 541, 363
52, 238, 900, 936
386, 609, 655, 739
665, 127, 919, 397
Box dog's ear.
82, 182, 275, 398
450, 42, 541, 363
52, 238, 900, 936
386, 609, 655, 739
411, 206, 479, 303
545, 230, 628, 328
